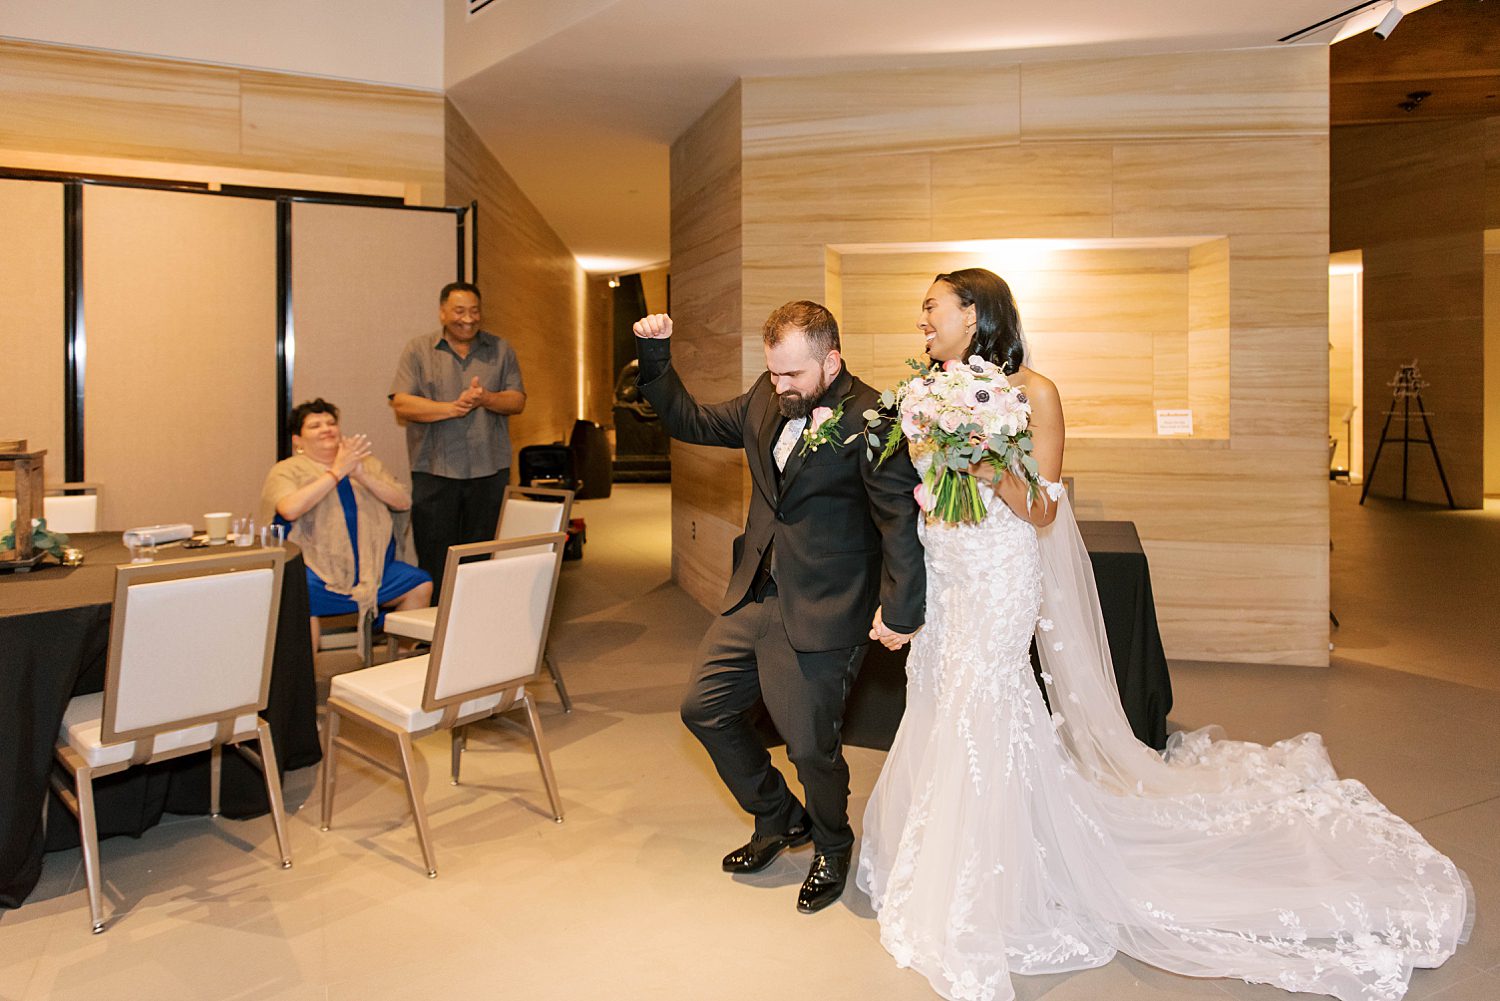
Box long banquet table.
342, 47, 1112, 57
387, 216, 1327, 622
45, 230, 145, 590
0, 533, 322, 908
839, 519, 1174, 752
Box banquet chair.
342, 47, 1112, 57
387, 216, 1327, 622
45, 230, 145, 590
49, 548, 291, 933
321, 533, 568, 877
383, 486, 575, 711
0, 489, 99, 535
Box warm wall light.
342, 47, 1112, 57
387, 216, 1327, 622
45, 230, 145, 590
575, 270, 588, 418
607, 275, 620, 288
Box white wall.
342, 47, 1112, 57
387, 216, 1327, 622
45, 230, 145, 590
4, 0, 442, 90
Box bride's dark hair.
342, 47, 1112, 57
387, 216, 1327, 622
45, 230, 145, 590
933, 268, 1026, 375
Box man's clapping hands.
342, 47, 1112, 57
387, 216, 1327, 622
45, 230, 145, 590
449, 376, 486, 418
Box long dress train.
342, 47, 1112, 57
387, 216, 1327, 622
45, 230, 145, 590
857, 491, 1471, 1001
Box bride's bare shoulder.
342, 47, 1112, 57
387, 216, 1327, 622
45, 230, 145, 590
1013, 366, 1059, 403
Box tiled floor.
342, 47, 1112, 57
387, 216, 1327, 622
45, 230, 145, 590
1, 483, 1493, 1001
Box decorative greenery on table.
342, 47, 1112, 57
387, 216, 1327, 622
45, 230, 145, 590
1, 518, 70, 560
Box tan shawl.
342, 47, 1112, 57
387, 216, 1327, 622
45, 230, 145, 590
258, 455, 407, 631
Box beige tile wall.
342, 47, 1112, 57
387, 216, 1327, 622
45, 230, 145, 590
0, 38, 445, 203
671, 45, 1332, 665
444, 101, 609, 469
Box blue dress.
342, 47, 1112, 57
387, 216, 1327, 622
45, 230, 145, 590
277, 479, 429, 624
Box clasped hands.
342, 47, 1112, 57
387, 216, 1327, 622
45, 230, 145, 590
448, 376, 488, 418
870, 606, 917, 651
331, 433, 373, 480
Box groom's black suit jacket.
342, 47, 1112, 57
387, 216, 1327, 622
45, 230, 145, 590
637, 336, 925, 652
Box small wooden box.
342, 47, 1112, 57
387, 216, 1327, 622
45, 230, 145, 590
1, 440, 46, 563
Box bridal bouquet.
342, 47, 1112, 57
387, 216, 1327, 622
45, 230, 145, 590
865, 355, 1048, 525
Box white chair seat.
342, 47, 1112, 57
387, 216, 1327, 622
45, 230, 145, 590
59, 692, 258, 768
330, 656, 506, 732
383, 606, 437, 642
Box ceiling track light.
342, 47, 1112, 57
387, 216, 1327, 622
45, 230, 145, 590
1373, 2, 1404, 38
1279, 0, 1388, 42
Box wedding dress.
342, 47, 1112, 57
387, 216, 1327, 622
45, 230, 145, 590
857, 487, 1472, 1001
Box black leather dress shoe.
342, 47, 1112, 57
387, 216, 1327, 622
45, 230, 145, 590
796, 850, 852, 913
721, 820, 813, 873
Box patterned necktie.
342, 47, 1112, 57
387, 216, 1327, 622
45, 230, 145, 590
773, 417, 807, 473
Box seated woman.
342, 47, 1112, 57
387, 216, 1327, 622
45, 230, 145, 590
259, 399, 431, 652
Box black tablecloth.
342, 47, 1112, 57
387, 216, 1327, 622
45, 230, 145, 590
839, 520, 1173, 752
0, 534, 322, 909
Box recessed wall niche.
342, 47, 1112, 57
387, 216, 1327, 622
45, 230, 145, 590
828, 238, 1230, 441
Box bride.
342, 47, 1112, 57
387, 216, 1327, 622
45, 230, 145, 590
856, 268, 1472, 1001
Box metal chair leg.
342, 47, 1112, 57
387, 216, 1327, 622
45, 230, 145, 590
361, 609, 375, 667
521, 694, 564, 823
254, 721, 293, 868
320, 708, 341, 832
450, 726, 466, 786
545, 651, 573, 713
395, 731, 438, 877
74, 767, 105, 933
209, 743, 223, 818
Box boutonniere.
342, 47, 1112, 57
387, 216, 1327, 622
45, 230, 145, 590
799, 395, 856, 455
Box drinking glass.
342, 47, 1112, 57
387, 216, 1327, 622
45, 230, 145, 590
233, 516, 256, 546
129, 532, 157, 563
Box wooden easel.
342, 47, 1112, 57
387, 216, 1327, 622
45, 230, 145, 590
1, 439, 48, 567
1359, 362, 1455, 509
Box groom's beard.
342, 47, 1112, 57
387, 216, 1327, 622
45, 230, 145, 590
776, 372, 831, 419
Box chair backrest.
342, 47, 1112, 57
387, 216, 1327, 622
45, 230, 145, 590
102, 549, 285, 743
422, 533, 567, 711
495, 486, 573, 556
43, 494, 99, 533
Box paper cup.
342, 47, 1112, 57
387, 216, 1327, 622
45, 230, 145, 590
204, 511, 232, 543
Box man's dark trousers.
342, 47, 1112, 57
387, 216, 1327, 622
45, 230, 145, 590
411, 468, 507, 599
681, 581, 868, 855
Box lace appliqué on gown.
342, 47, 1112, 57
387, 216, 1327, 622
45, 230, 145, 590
857, 492, 1471, 1001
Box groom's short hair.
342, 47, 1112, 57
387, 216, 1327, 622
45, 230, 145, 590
762, 300, 840, 358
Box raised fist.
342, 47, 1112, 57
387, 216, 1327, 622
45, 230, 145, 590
633, 314, 673, 339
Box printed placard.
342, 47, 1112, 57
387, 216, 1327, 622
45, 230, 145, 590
1155, 409, 1194, 436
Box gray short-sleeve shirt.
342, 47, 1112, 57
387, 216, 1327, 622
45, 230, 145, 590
389, 330, 525, 479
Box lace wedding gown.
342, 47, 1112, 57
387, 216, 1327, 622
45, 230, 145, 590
857, 490, 1471, 1001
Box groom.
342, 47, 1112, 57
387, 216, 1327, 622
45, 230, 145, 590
634, 302, 925, 913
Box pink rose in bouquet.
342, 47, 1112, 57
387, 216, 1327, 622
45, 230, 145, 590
866, 354, 1047, 524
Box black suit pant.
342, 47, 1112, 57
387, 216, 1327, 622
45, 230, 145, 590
680, 588, 867, 855
411, 469, 507, 600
